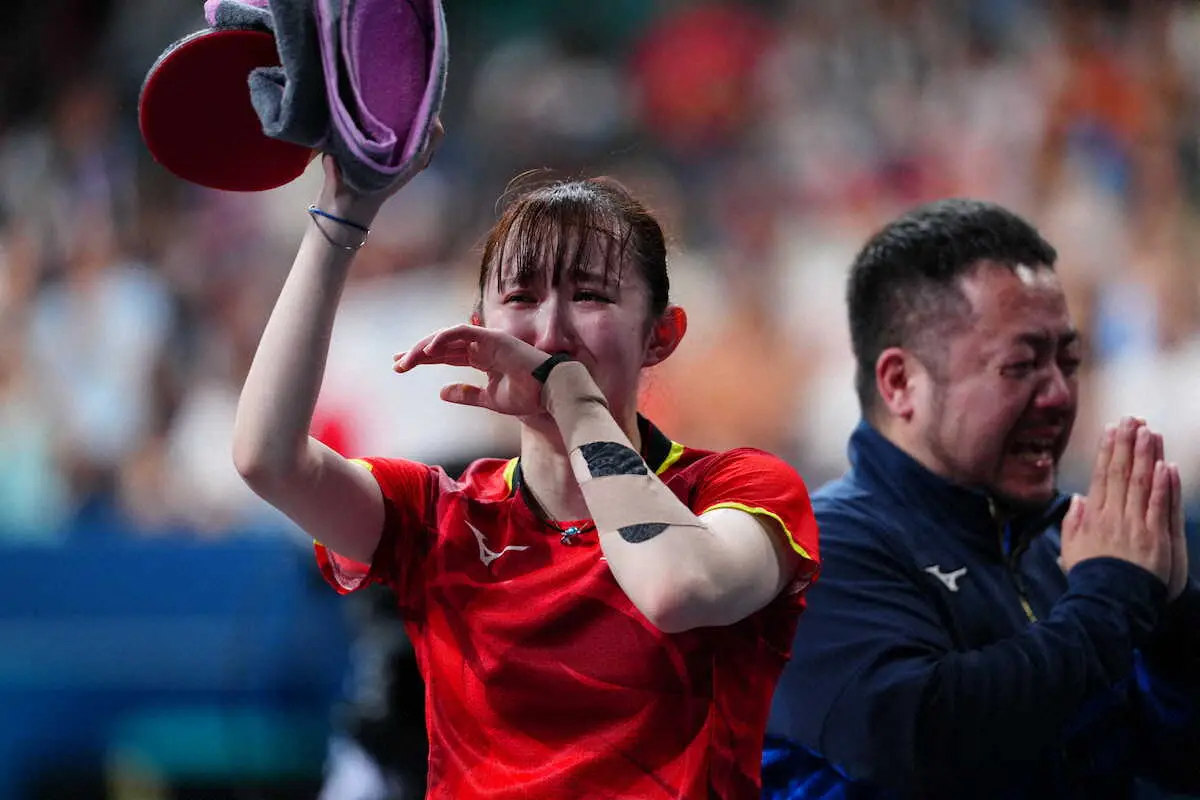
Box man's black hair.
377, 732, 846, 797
847, 198, 1058, 415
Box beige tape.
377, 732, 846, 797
568, 447, 593, 483
541, 361, 614, 447
545, 361, 704, 535
580, 473, 706, 534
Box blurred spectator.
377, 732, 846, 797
0, 318, 70, 540
25, 203, 172, 519
629, 3, 775, 158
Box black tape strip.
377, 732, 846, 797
532, 353, 574, 383
618, 522, 669, 543
580, 441, 648, 478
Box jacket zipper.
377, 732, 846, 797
1009, 557, 1038, 623
991, 501, 1038, 623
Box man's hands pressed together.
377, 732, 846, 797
1062, 417, 1188, 600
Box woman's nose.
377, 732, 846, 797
533, 297, 576, 354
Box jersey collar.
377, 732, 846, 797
506, 415, 682, 497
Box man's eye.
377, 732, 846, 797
1059, 356, 1082, 377
574, 291, 612, 303
1002, 361, 1037, 377
504, 293, 535, 304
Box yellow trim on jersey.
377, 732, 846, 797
656, 441, 686, 475
700, 501, 813, 560
502, 457, 519, 493
504, 438, 675, 496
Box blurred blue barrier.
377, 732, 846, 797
0, 535, 352, 799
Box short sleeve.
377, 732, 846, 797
314, 456, 438, 615
691, 447, 821, 597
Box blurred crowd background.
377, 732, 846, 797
2, 0, 1199, 797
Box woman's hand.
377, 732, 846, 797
393, 324, 552, 417
315, 117, 445, 228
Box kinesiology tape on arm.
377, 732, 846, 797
541, 360, 705, 543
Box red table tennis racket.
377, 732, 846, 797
139, 27, 315, 192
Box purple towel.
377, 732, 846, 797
204, 0, 446, 194
315, 0, 447, 190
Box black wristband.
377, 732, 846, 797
532, 353, 574, 384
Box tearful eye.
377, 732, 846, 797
503, 292, 536, 304
1058, 356, 1082, 377
574, 291, 613, 303
1002, 361, 1037, 378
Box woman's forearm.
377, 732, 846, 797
233, 221, 360, 478
542, 362, 715, 630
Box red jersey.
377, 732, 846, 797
315, 418, 819, 799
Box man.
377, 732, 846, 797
763, 199, 1200, 799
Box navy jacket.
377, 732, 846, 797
764, 421, 1200, 799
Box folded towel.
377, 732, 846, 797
209, 0, 446, 194
314, 0, 447, 192
205, 0, 331, 152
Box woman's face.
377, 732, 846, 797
478, 226, 668, 423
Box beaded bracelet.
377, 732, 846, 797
307, 204, 370, 251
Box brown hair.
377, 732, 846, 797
476, 176, 670, 321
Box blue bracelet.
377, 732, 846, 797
307, 204, 370, 233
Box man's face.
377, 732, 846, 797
913, 262, 1081, 507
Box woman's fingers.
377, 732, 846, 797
394, 343, 474, 372
393, 324, 544, 378
392, 330, 444, 371
440, 383, 489, 409
422, 325, 479, 356
421, 118, 445, 169
393, 326, 481, 372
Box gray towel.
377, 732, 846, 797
207, 0, 330, 149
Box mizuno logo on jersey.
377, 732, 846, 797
924, 564, 968, 592
468, 521, 530, 567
